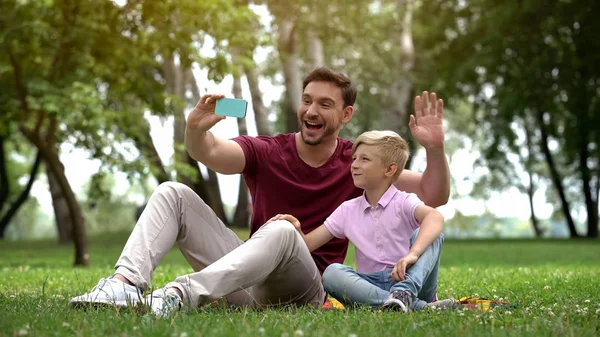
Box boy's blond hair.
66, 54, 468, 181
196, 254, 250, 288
352, 130, 410, 179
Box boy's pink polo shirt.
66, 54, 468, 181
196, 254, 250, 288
324, 184, 423, 273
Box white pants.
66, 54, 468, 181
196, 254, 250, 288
114, 182, 325, 308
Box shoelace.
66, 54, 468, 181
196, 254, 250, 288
89, 278, 109, 294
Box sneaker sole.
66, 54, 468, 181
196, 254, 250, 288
68, 298, 137, 309
381, 299, 409, 313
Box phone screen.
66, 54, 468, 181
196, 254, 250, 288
215, 98, 248, 118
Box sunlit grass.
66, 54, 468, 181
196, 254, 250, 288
1, 231, 599, 336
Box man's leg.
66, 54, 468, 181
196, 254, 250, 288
70, 182, 245, 306
322, 263, 390, 309
390, 228, 444, 310
164, 220, 325, 309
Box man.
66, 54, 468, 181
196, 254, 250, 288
69, 67, 449, 316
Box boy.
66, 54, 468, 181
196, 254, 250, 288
269, 130, 446, 312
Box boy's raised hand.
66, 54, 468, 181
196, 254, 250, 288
391, 252, 420, 282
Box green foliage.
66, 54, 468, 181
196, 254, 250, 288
1, 235, 599, 336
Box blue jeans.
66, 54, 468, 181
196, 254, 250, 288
322, 228, 443, 310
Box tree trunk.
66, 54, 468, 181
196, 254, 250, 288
277, 19, 301, 134
20, 116, 89, 266
166, 57, 200, 188
130, 118, 170, 184
537, 110, 579, 237
185, 63, 229, 224
574, 96, 598, 238
579, 133, 598, 238
43, 144, 89, 265
231, 69, 250, 228
524, 124, 542, 237
379, 0, 416, 168
0, 135, 9, 213
526, 171, 542, 237
594, 171, 600, 238
0, 152, 41, 239
243, 61, 271, 136
307, 25, 324, 68
48, 162, 73, 244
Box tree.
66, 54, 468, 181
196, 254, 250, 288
0, 136, 41, 238
422, 0, 600, 237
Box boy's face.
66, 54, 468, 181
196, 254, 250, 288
351, 144, 391, 190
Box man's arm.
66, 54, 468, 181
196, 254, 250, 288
395, 152, 450, 207
394, 91, 450, 207
185, 94, 246, 174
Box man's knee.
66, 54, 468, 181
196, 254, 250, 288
155, 181, 194, 196
260, 220, 298, 239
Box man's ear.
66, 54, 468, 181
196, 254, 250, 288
341, 106, 354, 123
386, 162, 398, 178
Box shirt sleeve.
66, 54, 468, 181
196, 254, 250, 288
324, 203, 347, 239
397, 192, 424, 230
232, 136, 272, 176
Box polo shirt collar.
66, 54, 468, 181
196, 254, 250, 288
360, 184, 399, 210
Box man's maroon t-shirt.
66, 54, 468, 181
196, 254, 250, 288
232, 133, 362, 274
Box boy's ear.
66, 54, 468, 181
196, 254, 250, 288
385, 162, 398, 177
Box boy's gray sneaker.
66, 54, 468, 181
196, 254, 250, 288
381, 290, 412, 313
146, 287, 182, 318
68, 277, 142, 308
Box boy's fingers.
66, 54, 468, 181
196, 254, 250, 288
399, 262, 407, 281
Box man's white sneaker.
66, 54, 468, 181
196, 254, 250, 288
68, 277, 142, 308
146, 287, 183, 318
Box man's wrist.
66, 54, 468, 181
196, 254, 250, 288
425, 145, 445, 156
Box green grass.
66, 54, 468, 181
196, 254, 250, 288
1, 231, 599, 337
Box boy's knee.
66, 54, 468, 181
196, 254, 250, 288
410, 229, 445, 245
410, 228, 420, 244
437, 232, 444, 244
322, 263, 350, 286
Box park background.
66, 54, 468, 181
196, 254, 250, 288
1, 0, 599, 336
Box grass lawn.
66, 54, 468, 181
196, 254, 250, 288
1, 230, 599, 337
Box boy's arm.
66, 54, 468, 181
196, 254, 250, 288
391, 204, 444, 282
268, 214, 334, 252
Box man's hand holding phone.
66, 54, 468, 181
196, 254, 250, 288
187, 95, 248, 133
187, 94, 227, 134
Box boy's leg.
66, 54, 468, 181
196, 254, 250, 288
70, 182, 245, 306
322, 263, 389, 309
390, 228, 444, 310
165, 220, 325, 309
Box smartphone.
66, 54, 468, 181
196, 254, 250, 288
215, 98, 248, 118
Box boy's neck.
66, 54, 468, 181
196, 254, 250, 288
364, 181, 395, 208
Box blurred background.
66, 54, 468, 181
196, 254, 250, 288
1, 0, 598, 266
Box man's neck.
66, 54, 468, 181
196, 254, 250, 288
295, 133, 338, 168
364, 182, 394, 208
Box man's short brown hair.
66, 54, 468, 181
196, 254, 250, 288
302, 67, 357, 108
